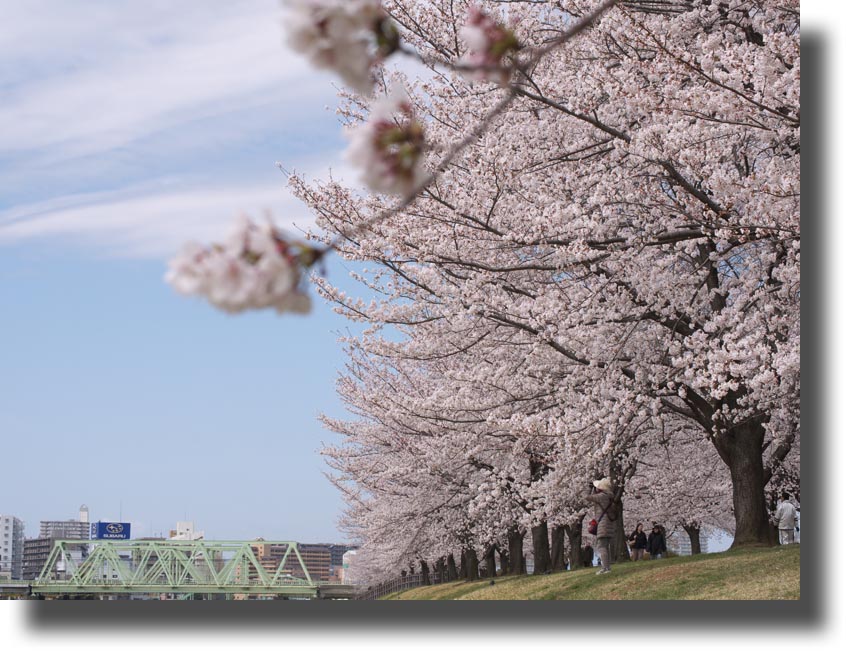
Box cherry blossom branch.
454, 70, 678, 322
325, 89, 516, 250
516, 0, 618, 70
322, 0, 619, 251
167, 1, 620, 315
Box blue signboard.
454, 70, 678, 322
91, 522, 131, 540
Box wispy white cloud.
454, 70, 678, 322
0, 182, 297, 258
0, 1, 326, 158
0, 159, 357, 259
0, 0, 359, 258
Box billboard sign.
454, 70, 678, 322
91, 522, 131, 540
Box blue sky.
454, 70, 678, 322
0, 0, 366, 542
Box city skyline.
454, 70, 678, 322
2, 497, 358, 543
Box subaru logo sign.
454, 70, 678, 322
93, 521, 131, 540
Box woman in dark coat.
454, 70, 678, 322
647, 523, 667, 559
628, 523, 647, 561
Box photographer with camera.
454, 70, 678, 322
584, 477, 618, 575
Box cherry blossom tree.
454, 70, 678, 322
318, 321, 736, 577
165, 0, 800, 568
293, 0, 800, 552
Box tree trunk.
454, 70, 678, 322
506, 527, 525, 575
582, 544, 594, 568
683, 524, 702, 555
606, 459, 629, 562
463, 548, 479, 580
435, 557, 445, 583
610, 500, 629, 563
484, 545, 497, 578
563, 515, 584, 570
420, 560, 431, 585
531, 521, 552, 574
458, 550, 467, 580
714, 418, 773, 546
550, 525, 566, 571
526, 457, 551, 575
446, 554, 458, 581
498, 546, 509, 575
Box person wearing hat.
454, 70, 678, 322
647, 523, 667, 560
585, 477, 617, 575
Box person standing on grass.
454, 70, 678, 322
628, 523, 648, 561
647, 523, 667, 559
773, 492, 798, 545
585, 477, 618, 575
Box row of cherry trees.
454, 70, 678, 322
167, 0, 800, 583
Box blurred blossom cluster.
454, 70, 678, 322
459, 6, 520, 85
166, 216, 317, 314
284, 0, 399, 95
345, 87, 426, 196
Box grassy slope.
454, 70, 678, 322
385, 545, 800, 600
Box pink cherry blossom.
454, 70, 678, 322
458, 6, 520, 85
166, 215, 315, 315
345, 86, 427, 196
283, 0, 399, 94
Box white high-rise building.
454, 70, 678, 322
0, 515, 25, 579
39, 504, 92, 540
39, 519, 90, 540
169, 521, 204, 540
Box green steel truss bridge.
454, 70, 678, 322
30, 540, 355, 599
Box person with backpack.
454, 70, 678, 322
647, 523, 667, 559
627, 522, 648, 561
585, 477, 618, 575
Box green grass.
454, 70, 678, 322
383, 545, 800, 600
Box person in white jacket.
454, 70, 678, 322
773, 492, 798, 545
